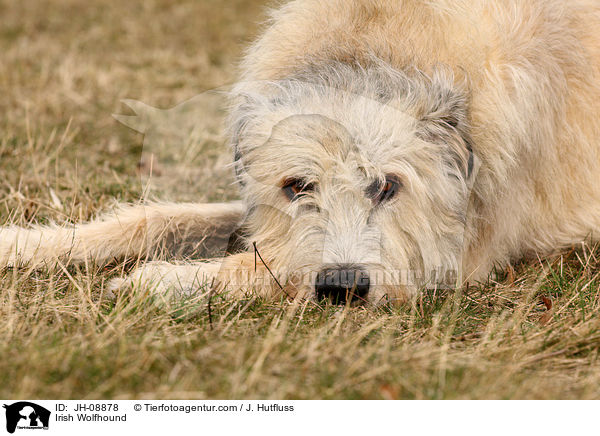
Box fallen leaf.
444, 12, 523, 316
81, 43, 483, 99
380, 384, 399, 400
541, 296, 553, 311
539, 295, 553, 325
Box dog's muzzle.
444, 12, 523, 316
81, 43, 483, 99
314, 264, 370, 304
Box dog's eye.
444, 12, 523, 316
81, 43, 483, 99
282, 178, 314, 201
367, 175, 402, 204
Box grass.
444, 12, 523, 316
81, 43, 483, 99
2, 0, 600, 400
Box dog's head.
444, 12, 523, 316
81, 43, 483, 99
229, 61, 476, 305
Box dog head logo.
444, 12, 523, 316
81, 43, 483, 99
3, 402, 50, 433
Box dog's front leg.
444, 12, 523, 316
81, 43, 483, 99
108, 260, 223, 300
109, 252, 304, 302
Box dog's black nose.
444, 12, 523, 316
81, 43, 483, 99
315, 265, 370, 304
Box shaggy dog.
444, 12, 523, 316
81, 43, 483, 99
2, 0, 600, 306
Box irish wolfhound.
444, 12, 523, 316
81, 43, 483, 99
2, 0, 600, 306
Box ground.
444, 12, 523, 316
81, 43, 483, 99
1, 0, 600, 400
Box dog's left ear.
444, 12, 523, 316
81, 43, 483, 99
417, 74, 474, 180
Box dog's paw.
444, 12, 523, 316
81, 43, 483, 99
107, 261, 221, 301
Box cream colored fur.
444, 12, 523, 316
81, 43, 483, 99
0, 202, 244, 267
2, 0, 600, 306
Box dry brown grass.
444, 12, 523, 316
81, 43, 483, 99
2, 0, 600, 400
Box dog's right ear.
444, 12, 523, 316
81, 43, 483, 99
229, 96, 258, 188
228, 84, 286, 187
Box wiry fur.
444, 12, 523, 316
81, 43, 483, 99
0, 202, 244, 267
2, 0, 600, 306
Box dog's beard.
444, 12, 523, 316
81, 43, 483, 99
248, 214, 422, 305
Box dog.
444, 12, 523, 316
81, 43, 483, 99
2, 0, 600, 306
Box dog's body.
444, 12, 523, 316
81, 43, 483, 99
2, 0, 600, 305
